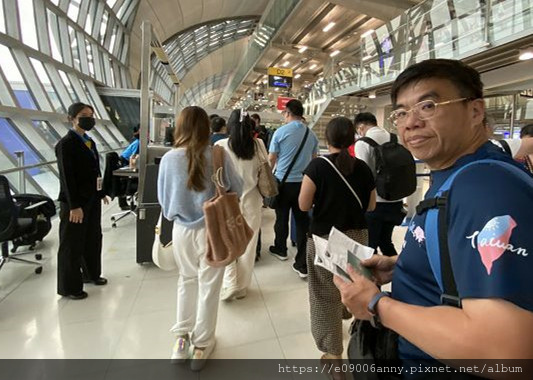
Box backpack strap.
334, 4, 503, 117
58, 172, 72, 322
498, 140, 512, 156
389, 133, 398, 143
359, 136, 378, 148
421, 159, 532, 308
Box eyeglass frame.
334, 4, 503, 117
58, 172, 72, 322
389, 97, 474, 126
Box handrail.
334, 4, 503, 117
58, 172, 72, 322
0, 147, 124, 176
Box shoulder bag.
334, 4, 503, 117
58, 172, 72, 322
255, 139, 278, 198
203, 146, 254, 267
152, 212, 177, 271
319, 156, 363, 210
264, 127, 310, 209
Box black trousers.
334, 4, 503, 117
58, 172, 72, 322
57, 197, 102, 295
273, 182, 310, 270
365, 201, 404, 257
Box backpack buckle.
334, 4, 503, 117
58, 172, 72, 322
440, 294, 462, 308
436, 196, 447, 208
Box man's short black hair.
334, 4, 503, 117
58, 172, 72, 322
285, 99, 304, 117
391, 59, 483, 106
211, 117, 226, 133
354, 112, 377, 126
209, 114, 220, 120
250, 113, 261, 123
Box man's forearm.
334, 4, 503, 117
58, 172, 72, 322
378, 297, 533, 360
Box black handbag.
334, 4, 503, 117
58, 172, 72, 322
264, 127, 310, 209
347, 319, 400, 380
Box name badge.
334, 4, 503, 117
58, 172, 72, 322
97, 177, 103, 191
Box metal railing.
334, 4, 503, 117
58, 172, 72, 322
302, 0, 533, 122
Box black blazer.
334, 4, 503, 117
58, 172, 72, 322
55, 130, 102, 209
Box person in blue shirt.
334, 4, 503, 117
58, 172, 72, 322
119, 124, 140, 166
268, 99, 319, 278
334, 59, 533, 366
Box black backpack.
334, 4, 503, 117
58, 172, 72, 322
360, 133, 416, 200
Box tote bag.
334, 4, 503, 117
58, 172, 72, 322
203, 146, 253, 267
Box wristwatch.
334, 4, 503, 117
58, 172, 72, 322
367, 291, 390, 328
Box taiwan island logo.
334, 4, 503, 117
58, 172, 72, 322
466, 215, 528, 275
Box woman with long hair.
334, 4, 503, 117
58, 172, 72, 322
215, 109, 268, 300
158, 106, 242, 371
299, 117, 376, 366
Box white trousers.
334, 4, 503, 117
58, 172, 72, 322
222, 197, 262, 291
170, 223, 224, 348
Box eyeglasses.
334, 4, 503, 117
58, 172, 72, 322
389, 98, 471, 126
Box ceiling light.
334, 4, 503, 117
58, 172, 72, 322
362, 55, 372, 61
330, 50, 340, 57
262, 79, 268, 84
294, 73, 301, 79
361, 29, 374, 38
369, 91, 376, 99
323, 22, 335, 32
519, 47, 533, 60
282, 61, 290, 67
298, 46, 308, 53
309, 63, 317, 70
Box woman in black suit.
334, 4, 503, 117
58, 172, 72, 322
55, 103, 108, 300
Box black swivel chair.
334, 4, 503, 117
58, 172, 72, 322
0, 175, 44, 274
103, 152, 138, 228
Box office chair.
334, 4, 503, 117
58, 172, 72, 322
0, 175, 43, 274
103, 152, 138, 228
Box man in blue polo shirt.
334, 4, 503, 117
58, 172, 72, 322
268, 99, 319, 278
334, 59, 533, 366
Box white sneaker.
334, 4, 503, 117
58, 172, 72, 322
190, 341, 216, 371
221, 287, 247, 301
170, 335, 190, 363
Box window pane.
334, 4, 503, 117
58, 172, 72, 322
0, 0, 7, 34
58, 69, 79, 103
67, 0, 81, 23
0, 45, 38, 110
29, 58, 65, 113
47, 9, 63, 62
100, 11, 109, 44
0, 118, 42, 166
17, 0, 39, 50
68, 26, 80, 71
32, 120, 62, 148
106, 0, 118, 8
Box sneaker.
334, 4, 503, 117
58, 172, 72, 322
190, 341, 216, 371
269, 246, 288, 261
171, 335, 190, 364
292, 263, 308, 279
220, 287, 247, 301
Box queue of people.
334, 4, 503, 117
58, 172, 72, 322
53, 58, 533, 375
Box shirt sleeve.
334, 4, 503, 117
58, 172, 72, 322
312, 132, 319, 154
55, 140, 81, 209
354, 140, 375, 178
446, 162, 533, 312
269, 129, 280, 154
303, 158, 320, 185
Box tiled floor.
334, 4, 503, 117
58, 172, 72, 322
0, 202, 406, 360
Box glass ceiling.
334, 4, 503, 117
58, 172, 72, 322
164, 17, 259, 80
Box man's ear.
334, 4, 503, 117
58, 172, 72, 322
471, 98, 485, 125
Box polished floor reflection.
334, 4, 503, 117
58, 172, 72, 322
0, 202, 405, 359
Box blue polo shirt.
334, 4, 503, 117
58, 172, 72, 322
269, 120, 319, 183
392, 142, 533, 360
120, 138, 140, 161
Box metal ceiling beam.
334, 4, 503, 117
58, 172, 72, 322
328, 0, 412, 21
